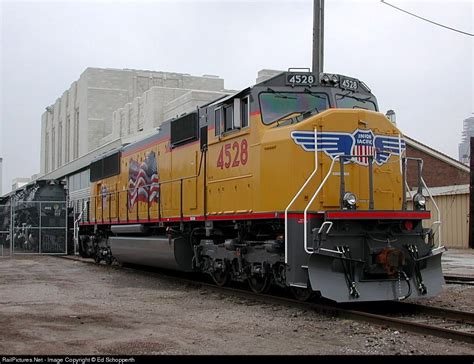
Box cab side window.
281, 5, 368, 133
224, 105, 233, 132
215, 108, 222, 136
215, 96, 250, 136
241, 96, 249, 128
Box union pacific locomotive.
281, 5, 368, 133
78, 70, 445, 302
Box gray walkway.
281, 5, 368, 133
442, 248, 474, 278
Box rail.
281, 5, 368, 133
67, 255, 474, 345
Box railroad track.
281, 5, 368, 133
343, 301, 474, 345
444, 275, 474, 286
59, 255, 474, 345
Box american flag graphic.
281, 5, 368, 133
355, 144, 374, 165
128, 151, 160, 210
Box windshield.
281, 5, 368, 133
259, 92, 329, 125
335, 94, 377, 111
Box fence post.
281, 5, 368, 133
469, 137, 473, 249
10, 202, 13, 255
39, 201, 42, 255
73, 202, 77, 256
65, 202, 68, 255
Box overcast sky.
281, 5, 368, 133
0, 0, 473, 194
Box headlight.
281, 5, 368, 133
330, 74, 339, 84
321, 75, 330, 84
413, 193, 426, 210
343, 192, 357, 209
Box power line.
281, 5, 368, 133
381, 0, 474, 37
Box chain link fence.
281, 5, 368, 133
0, 201, 67, 256
0, 204, 11, 257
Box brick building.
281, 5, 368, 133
405, 136, 470, 189
405, 136, 470, 248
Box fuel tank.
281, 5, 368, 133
109, 235, 194, 271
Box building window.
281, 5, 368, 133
58, 122, 62, 167
66, 116, 70, 163
52, 127, 56, 170
74, 109, 79, 159
241, 97, 249, 128
45, 132, 49, 172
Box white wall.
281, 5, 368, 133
40, 67, 227, 177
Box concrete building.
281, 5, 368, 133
40, 67, 232, 176
255, 69, 284, 84
459, 116, 474, 165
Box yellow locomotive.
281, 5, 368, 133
78, 70, 445, 302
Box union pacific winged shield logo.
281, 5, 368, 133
291, 129, 406, 166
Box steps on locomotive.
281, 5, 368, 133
286, 214, 321, 288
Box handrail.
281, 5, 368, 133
400, 134, 411, 210
73, 203, 88, 255
405, 180, 413, 204
403, 157, 443, 249
284, 128, 318, 264
420, 176, 442, 248
83, 148, 206, 224
303, 155, 341, 255
398, 134, 403, 175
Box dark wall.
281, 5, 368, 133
406, 145, 470, 189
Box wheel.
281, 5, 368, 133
105, 255, 113, 265
93, 252, 101, 264
248, 274, 271, 294
290, 285, 313, 301
211, 270, 230, 287
78, 237, 92, 258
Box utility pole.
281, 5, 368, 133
470, 137, 473, 248
312, 0, 324, 74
